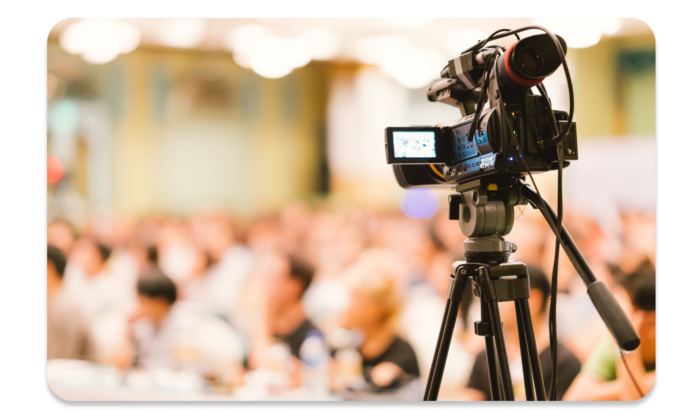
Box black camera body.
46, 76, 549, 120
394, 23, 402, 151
386, 34, 578, 189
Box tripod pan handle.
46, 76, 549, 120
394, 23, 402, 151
587, 281, 640, 352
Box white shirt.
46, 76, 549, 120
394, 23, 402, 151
132, 303, 244, 377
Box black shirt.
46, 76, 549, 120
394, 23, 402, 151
362, 336, 420, 390
467, 341, 581, 400
276, 318, 320, 359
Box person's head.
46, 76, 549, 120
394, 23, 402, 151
136, 274, 178, 324
47, 220, 76, 256
340, 251, 403, 334
71, 238, 111, 277
499, 266, 551, 327
146, 245, 159, 266
47, 245, 67, 289
266, 254, 314, 312
624, 267, 656, 349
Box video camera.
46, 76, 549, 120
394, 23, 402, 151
385, 32, 578, 189
390, 28, 642, 401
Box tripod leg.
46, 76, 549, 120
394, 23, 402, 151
424, 301, 449, 399
487, 299, 515, 401
476, 266, 515, 401
481, 295, 503, 401
517, 299, 547, 401
424, 298, 461, 400
515, 300, 535, 401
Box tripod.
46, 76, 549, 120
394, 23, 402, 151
423, 178, 641, 401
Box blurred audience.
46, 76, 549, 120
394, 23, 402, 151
129, 274, 180, 370
337, 250, 420, 394
47, 220, 76, 257
128, 273, 244, 390
248, 254, 321, 366
401, 250, 473, 399
64, 239, 125, 317
47, 245, 96, 361
564, 266, 656, 401
46, 203, 655, 401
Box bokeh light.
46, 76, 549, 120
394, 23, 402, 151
227, 24, 314, 78
59, 19, 140, 64
156, 19, 207, 49
249, 35, 296, 79
49, 100, 80, 135
226, 24, 270, 55
282, 37, 313, 69
300, 28, 342, 61
400, 188, 440, 219
354, 35, 445, 89
47, 157, 64, 184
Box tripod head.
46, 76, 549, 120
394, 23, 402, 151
448, 176, 527, 239
424, 175, 641, 401
446, 176, 641, 353
447, 176, 526, 266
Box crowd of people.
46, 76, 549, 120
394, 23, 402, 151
46, 201, 656, 400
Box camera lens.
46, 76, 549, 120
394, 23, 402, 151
497, 34, 567, 90
516, 47, 544, 77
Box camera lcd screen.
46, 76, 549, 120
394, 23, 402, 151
393, 131, 437, 158
386, 127, 443, 164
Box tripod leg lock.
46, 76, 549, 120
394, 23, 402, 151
474, 321, 496, 337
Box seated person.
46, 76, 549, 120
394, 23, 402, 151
127, 272, 244, 390
129, 273, 181, 371
464, 266, 581, 400
563, 268, 655, 401
248, 254, 323, 373
47, 245, 96, 361
65, 238, 134, 320
339, 265, 420, 393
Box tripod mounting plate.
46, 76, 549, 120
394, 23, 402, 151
463, 235, 516, 254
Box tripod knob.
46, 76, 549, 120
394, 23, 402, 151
448, 194, 462, 220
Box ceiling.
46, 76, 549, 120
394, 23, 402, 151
48, 18, 653, 59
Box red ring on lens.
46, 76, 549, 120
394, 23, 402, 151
504, 43, 544, 87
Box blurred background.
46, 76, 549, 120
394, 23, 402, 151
46, 18, 656, 401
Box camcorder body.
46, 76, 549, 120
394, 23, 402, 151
385, 33, 578, 189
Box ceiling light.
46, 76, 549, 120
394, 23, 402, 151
156, 18, 207, 49
249, 35, 295, 79
59, 19, 140, 65
226, 24, 270, 54
300, 28, 342, 60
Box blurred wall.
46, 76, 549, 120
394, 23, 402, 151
48, 24, 655, 225
576, 33, 655, 137
48, 42, 330, 222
